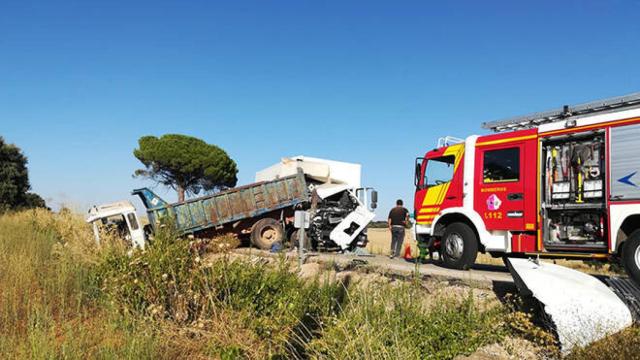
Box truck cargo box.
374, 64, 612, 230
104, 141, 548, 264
133, 170, 308, 236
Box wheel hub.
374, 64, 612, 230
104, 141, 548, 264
634, 245, 640, 270
445, 233, 464, 260
262, 227, 276, 242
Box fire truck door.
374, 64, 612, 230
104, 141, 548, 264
415, 144, 464, 226
475, 139, 537, 231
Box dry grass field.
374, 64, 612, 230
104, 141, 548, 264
366, 227, 419, 256
0, 210, 522, 359
0, 209, 632, 359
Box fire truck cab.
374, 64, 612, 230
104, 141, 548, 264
414, 93, 640, 283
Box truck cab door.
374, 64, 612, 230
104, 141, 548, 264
474, 133, 537, 232
124, 212, 146, 248
415, 144, 465, 226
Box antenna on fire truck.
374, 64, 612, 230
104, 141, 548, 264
482, 92, 640, 132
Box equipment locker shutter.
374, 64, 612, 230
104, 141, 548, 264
611, 124, 640, 200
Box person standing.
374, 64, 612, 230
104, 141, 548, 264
388, 199, 409, 258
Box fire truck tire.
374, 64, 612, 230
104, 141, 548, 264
251, 218, 284, 250
622, 231, 640, 284
441, 222, 478, 270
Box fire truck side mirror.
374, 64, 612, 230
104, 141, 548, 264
415, 158, 424, 189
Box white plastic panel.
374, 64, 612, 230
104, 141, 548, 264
507, 258, 632, 354
330, 205, 375, 249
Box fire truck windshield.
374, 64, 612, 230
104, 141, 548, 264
423, 155, 455, 188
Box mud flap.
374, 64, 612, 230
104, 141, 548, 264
506, 258, 633, 354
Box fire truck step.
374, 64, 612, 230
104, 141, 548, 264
605, 277, 640, 322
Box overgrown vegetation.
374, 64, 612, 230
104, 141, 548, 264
0, 209, 157, 359
9, 209, 633, 359
308, 284, 506, 359
96, 226, 343, 358
566, 326, 640, 360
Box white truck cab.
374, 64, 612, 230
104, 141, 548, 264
86, 201, 146, 248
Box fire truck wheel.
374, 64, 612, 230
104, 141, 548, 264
622, 231, 640, 284
251, 218, 284, 250
441, 222, 478, 270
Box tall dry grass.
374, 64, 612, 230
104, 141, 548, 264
9, 209, 634, 359
0, 210, 344, 358
0, 209, 515, 359
0, 210, 92, 338
0, 209, 160, 359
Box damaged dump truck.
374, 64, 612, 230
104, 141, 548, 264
88, 156, 377, 251
414, 92, 640, 283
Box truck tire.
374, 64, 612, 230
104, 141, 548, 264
622, 231, 640, 284
441, 222, 478, 270
251, 218, 284, 250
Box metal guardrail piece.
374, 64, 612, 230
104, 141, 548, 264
483, 92, 640, 132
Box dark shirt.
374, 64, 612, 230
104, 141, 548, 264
388, 207, 409, 226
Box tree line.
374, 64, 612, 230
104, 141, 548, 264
0, 137, 47, 211
1, 133, 238, 212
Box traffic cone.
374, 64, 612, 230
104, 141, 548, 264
403, 243, 413, 260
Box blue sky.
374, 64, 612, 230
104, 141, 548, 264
1, 0, 639, 217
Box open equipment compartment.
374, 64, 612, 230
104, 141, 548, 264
541, 130, 607, 251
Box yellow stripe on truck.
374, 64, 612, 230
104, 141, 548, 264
476, 134, 537, 147
420, 143, 464, 208
422, 184, 446, 206
444, 143, 464, 173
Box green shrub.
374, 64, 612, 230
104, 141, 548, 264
97, 225, 342, 358
97, 226, 204, 322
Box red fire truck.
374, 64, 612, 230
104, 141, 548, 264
414, 92, 640, 282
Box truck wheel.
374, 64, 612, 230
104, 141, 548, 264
441, 222, 478, 270
622, 231, 640, 284
251, 218, 284, 250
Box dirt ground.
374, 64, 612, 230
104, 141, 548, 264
367, 227, 620, 276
